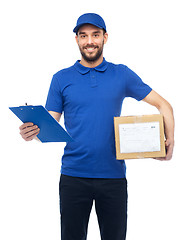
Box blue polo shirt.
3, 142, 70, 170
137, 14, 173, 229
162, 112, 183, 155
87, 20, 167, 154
45, 58, 152, 178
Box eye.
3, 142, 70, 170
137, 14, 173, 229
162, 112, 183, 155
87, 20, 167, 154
93, 34, 99, 38
80, 35, 86, 39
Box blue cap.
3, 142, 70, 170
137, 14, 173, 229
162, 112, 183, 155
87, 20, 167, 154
73, 13, 107, 33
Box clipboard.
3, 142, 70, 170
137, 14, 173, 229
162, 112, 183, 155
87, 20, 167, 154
9, 105, 73, 143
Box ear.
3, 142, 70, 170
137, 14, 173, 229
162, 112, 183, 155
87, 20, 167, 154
103, 32, 108, 44
75, 35, 79, 45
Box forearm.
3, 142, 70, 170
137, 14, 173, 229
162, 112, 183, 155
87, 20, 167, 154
158, 100, 175, 142
48, 111, 61, 122
143, 90, 175, 141
143, 90, 175, 160
34, 111, 61, 142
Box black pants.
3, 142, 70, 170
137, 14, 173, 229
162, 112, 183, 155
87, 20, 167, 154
59, 174, 128, 240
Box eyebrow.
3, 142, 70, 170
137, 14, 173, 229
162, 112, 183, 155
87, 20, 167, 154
78, 30, 101, 35
78, 31, 86, 35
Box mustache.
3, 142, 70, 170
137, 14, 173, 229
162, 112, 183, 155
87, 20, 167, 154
83, 44, 99, 49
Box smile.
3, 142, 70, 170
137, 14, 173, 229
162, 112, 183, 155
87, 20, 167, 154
84, 46, 98, 53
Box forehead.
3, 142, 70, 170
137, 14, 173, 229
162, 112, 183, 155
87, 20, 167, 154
78, 24, 103, 34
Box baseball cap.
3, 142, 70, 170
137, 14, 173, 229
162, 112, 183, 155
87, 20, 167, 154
73, 13, 107, 33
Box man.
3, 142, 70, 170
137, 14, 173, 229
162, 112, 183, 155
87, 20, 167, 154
19, 13, 174, 240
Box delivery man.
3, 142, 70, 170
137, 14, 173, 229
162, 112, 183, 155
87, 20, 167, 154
19, 13, 174, 240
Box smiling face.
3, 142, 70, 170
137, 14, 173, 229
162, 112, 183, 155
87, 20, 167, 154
75, 24, 108, 66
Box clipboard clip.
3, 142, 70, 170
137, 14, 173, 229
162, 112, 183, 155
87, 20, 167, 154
25, 103, 33, 106
19, 103, 33, 110
19, 103, 33, 107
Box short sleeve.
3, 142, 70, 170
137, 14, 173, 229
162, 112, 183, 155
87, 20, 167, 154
125, 66, 152, 101
45, 74, 63, 113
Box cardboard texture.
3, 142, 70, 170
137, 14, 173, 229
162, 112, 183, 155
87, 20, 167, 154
114, 114, 166, 159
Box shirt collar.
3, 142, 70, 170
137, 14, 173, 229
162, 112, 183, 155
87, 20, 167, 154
73, 57, 108, 75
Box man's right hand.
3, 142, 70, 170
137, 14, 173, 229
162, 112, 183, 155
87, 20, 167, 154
19, 122, 40, 141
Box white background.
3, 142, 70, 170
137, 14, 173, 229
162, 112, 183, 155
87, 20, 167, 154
1, 0, 184, 239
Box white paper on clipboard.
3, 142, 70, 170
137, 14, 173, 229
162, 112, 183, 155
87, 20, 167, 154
119, 121, 161, 153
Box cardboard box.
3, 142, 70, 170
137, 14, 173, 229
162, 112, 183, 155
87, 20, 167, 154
114, 114, 166, 159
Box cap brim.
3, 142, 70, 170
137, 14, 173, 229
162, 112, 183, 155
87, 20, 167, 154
73, 22, 105, 33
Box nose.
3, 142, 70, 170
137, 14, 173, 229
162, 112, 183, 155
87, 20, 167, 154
87, 35, 93, 44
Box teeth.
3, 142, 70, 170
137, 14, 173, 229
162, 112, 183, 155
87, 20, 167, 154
86, 47, 96, 52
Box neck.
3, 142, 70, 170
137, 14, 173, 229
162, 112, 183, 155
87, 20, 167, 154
80, 55, 103, 68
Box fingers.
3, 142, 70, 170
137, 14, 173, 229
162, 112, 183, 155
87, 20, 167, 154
19, 122, 34, 130
154, 139, 174, 161
154, 157, 168, 161
164, 139, 174, 160
19, 122, 40, 141
165, 143, 174, 160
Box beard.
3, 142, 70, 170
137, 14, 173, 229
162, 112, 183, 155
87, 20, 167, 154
78, 41, 104, 63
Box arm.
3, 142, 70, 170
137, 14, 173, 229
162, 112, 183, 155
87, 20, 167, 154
34, 111, 61, 141
143, 90, 175, 160
48, 111, 61, 122
19, 111, 62, 141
